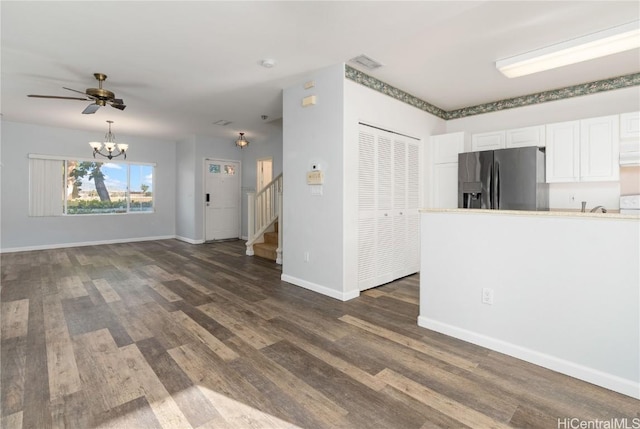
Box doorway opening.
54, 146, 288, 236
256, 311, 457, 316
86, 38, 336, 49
257, 157, 273, 191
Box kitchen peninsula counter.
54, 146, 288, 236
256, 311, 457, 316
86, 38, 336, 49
418, 209, 639, 399
420, 207, 638, 220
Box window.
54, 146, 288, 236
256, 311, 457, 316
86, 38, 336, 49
29, 156, 154, 216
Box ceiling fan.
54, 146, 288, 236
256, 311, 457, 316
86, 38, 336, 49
28, 73, 126, 114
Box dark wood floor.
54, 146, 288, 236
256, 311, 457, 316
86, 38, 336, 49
1, 239, 638, 429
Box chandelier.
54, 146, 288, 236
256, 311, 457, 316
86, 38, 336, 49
235, 132, 250, 149
89, 120, 128, 160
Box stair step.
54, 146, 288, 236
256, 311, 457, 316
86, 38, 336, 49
254, 242, 277, 261
264, 231, 278, 245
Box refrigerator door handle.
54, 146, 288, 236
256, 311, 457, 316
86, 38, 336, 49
494, 162, 500, 209
488, 163, 493, 209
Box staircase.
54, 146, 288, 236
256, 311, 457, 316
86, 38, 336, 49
246, 173, 282, 264
253, 222, 279, 261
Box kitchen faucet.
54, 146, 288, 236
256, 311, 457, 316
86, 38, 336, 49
590, 205, 607, 213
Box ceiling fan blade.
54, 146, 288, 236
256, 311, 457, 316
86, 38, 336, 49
110, 102, 126, 111
63, 87, 90, 97
28, 94, 88, 101
82, 103, 101, 114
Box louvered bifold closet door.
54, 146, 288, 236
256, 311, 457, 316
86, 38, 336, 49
358, 129, 377, 288
376, 134, 395, 285
392, 138, 408, 279
406, 141, 421, 275
358, 124, 421, 290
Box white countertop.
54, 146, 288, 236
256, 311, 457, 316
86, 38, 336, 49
419, 208, 639, 220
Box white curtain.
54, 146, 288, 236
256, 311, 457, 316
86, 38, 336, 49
29, 158, 63, 216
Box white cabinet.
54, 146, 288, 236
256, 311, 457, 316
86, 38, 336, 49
620, 112, 640, 140
433, 163, 459, 208
619, 112, 640, 166
357, 125, 420, 291
472, 131, 505, 151
469, 127, 544, 152
432, 132, 465, 163
546, 116, 619, 183
506, 125, 546, 148
580, 115, 619, 181
546, 121, 580, 183
430, 132, 465, 208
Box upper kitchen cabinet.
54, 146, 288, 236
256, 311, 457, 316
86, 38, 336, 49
506, 125, 546, 148
432, 132, 466, 163
471, 131, 505, 151
430, 132, 467, 208
580, 115, 619, 181
619, 112, 640, 166
546, 115, 619, 183
546, 121, 580, 182
620, 112, 640, 140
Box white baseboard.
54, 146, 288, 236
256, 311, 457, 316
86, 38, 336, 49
175, 236, 205, 245
281, 274, 360, 302
417, 316, 640, 400
0, 235, 177, 253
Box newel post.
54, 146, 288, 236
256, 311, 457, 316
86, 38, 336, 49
246, 191, 255, 256
276, 189, 283, 264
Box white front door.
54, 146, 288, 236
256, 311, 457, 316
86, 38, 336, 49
205, 159, 241, 241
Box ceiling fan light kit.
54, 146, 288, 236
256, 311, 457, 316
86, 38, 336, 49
28, 72, 126, 114
90, 120, 128, 160
496, 20, 640, 78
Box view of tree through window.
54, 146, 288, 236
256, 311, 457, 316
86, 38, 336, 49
65, 161, 153, 214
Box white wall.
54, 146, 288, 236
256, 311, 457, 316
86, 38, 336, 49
1, 120, 177, 251
445, 87, 640, 211
419, 210, 640, 399
1, 119, 283, 249
343, 79, 446, 298
239, 121, 283, 239
191, 135, 242, 242
281, 64, 447, 301
175, 135, 197, 242
281, 64, 346, 299
181, 132, 282, 243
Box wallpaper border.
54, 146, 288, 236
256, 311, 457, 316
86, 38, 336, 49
344, 65, 640, 121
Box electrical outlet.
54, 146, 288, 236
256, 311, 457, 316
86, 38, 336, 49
482, 288, 494, 305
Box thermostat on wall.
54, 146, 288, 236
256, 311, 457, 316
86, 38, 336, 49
307, 170, 324, 185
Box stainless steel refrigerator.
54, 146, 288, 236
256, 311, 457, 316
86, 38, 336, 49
458, 146, 548, 211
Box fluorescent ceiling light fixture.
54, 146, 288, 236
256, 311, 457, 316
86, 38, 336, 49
496, 20, 640, 78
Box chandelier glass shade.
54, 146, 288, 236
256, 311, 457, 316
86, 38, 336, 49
235, 132, 249, 149
89, 120, 128, 160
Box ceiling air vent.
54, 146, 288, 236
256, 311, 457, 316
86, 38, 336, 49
349, 54, 384, 70
213, 120, 233, 126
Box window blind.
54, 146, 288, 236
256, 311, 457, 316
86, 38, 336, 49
29, 158, 63, 216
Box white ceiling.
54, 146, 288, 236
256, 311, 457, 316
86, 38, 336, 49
2, 1, 639, 142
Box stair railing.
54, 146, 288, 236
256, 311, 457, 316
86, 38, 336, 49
246, 173, 283, 263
